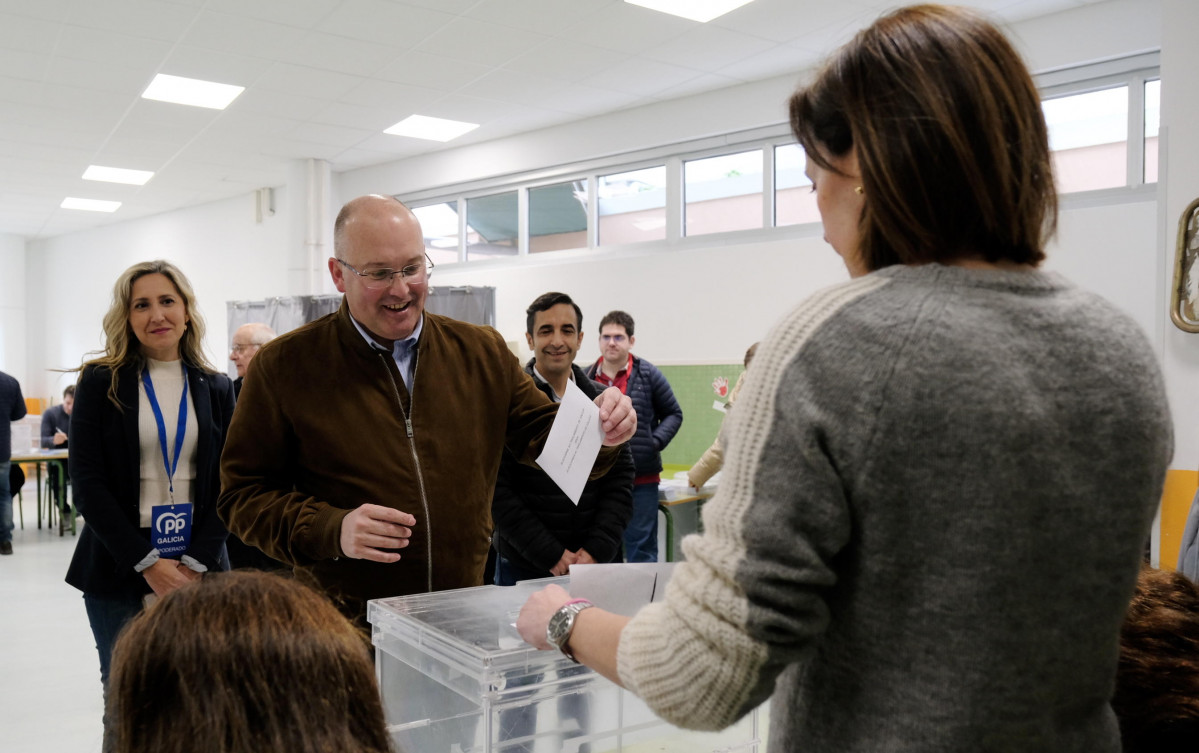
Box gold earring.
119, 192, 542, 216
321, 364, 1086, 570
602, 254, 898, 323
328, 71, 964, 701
854, 185, 864, 195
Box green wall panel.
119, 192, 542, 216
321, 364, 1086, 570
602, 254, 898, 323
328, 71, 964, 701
656, 363, 745, 469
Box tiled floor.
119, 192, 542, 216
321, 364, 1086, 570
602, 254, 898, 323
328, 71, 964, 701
1, 489, 105, 753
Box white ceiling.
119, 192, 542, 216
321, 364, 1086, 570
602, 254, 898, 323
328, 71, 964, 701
0, 0, 1103, 239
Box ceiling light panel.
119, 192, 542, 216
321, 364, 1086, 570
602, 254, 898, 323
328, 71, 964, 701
384, 115, 479, 142
83, 165, 155, 185
61, 197, 121, 212
625, 0, 755, 23
141, 73, 245, 110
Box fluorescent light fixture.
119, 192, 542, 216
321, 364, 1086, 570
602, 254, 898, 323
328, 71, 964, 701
61, 197, 121, 213
385, 115, 479, 142
141, 73, 244, 110
83, 165, 154, 185
624, 0, 754, 23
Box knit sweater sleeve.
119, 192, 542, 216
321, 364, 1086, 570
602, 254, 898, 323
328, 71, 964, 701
616, 277, 888, 729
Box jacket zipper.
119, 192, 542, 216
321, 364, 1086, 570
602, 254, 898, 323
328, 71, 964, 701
377, 350, 433, 593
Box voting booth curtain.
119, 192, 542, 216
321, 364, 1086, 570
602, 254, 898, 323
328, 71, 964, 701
225, 287, 496, 381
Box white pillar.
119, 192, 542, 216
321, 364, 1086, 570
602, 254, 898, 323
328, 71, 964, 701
285, 158, 334, 295
0, 233, 28, 388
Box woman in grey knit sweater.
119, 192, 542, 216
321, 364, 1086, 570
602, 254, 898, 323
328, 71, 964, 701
518, 5, 1173, 752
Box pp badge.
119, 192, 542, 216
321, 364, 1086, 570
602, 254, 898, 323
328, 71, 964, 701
151, 503, 193, 557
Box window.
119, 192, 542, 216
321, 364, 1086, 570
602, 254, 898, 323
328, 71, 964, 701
1145, 78, 1160, 184
1043, 86, 1129, 193
1037, 54, 1158, 193
397, 58, 1159, 268
529, 180, 588, 253
466, 191, 517, 261
684, 150, 763, 236
598, 166, 667, 245
412, 202, 460, 266
774, 143, 818, 227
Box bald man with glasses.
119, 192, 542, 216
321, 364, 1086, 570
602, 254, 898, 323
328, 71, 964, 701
219, 194, 636, 625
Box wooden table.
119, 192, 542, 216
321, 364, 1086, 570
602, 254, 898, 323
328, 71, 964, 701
11, 449, 72, 536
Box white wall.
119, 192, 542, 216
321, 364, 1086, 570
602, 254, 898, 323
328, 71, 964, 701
431, 227, 848, 365
1042, 196, 1160, 342
1010, 0, 1160, 71
0, 232, 27, 388
24, 189, 295, 399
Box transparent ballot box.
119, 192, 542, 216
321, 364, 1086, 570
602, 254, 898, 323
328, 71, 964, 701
369, 577, 763, 753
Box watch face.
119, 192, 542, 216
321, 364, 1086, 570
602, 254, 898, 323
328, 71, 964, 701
547, 606, 573, 648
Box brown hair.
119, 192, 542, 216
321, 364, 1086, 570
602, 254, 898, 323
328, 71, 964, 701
109, 571, 394, 753
77, 260, 217, 408
526, 291, 583, 337
743, 342, 759, 368
1113, 567, 1199, 752
789, 4, 1056, 272
598, 310, 634, 337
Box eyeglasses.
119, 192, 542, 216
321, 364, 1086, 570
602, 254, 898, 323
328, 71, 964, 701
230, 344, 259, 354
336, 255, 434, 290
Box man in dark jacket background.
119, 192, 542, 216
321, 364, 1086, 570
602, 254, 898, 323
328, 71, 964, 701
586, 310, 683, 562
492, 292, 634, 584
39, 383, 73, 516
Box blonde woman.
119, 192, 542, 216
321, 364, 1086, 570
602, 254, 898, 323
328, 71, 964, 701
66, 260, 235, 693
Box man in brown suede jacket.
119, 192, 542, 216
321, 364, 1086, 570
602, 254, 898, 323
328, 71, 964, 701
218, 195, 635, 623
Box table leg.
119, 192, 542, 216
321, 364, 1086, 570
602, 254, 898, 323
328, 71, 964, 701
658, 504, 674, 562
35, 462, 43, 529
57, 462, 73, 537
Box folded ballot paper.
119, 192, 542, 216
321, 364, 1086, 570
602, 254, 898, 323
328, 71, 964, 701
567, 562, 678, 617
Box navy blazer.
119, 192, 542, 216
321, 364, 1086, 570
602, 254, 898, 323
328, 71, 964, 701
65, 362, 235, 597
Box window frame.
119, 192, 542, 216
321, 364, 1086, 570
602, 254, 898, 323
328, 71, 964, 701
1037, 52, 1159, 202
401, 54, 1160, 269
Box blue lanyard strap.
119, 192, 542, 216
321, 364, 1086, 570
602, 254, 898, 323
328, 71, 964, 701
142, 363, 189, 499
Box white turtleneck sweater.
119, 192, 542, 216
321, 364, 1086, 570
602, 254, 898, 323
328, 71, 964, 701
137, 357, 198, 527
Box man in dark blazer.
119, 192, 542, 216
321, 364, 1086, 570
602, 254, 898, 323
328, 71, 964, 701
491, 292, 634, 585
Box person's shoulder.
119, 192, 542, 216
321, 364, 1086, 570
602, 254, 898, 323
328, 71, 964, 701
634, 357, 673, 387
424, 312, 493, 336
573, 365, 604, 399
765, 273, 897, 349
252, 312, 339, 364
423, 313, 507, 350
744, 275, 898, 392
78, 362, 118, 385
202, 370, 235, 392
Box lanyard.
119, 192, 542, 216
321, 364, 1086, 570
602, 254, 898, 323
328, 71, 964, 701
142, 363, 189, 502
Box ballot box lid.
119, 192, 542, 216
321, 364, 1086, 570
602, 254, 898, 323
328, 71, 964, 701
369, 576, 578, 700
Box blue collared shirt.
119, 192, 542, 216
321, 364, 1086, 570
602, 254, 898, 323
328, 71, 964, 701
348, 314, 423, 392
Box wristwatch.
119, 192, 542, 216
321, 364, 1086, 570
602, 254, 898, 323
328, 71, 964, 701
546, 599, 594, 662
